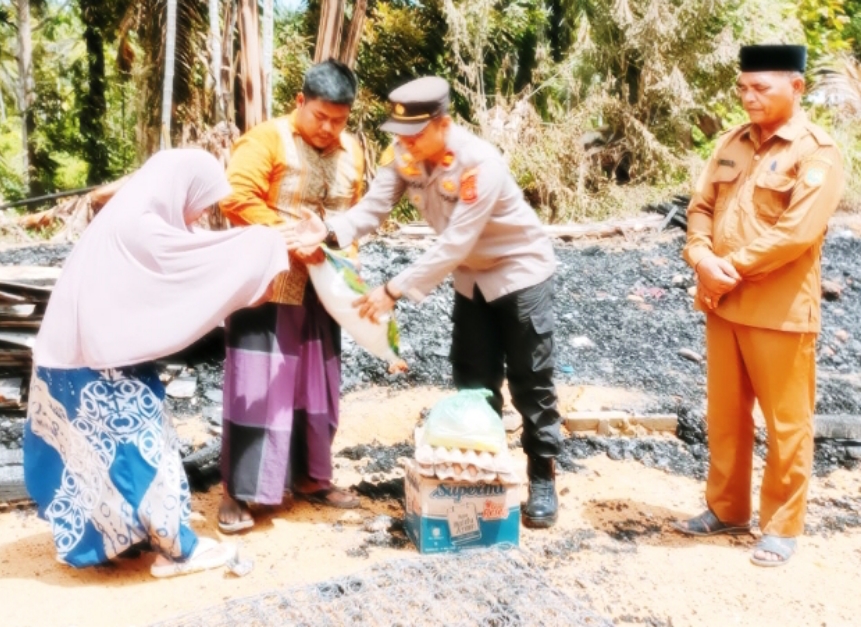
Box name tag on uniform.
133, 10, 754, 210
718, 159, 735, 167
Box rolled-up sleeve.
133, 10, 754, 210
726, 146, 844, 281
389, 161, 503, 302
221, 123, 283, 226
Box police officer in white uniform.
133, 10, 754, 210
286, 76, 563, 527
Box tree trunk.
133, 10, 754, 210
262, 0, 273, 119
14, 0, 33, 192
209, 0, 223, 121
238, 0, 264, 131
161, 0, 178, 149
221, 0, 236, 124
314, 0, 344, 63
80, 1, 110, 185
340, 0, 367, 69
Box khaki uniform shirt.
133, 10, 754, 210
329, 124, 556, 302
221, 112, 364, 304
683, 111, 844, 333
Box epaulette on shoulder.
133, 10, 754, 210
709, 123, 748, 151
806, 123, 837, 147
721, 123, 750, 140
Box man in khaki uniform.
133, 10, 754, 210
286, 76, 564, 528
672, 44, 844, 566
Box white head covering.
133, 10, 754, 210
34, 149, 289, 369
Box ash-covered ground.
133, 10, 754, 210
3, 230, 861, 484
353, 232, 861, 413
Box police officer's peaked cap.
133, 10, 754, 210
380, 76, 450, 136
739, 45, 807, 73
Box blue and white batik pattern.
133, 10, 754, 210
24, 365, 198, 568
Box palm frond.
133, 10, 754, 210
810, 53, 861, 119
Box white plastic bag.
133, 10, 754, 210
307, 247, 401, 364
423, 389, 506, 453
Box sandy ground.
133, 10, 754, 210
1, 384, 859, 627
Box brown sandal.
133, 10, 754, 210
300, 486, 360, 509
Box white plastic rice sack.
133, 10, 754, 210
307, 247, 402, 364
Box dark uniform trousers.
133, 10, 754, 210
450, 277, 563, 458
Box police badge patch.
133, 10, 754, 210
460, 168, 478, 203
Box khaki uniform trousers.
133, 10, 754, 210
705, 313, 816, 537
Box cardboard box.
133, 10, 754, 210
404, 459, 520, 554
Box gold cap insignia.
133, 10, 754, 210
394, 103, 406, 116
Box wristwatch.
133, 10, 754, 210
323, 220, 339, 248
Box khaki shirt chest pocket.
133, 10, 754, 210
712, 168, 740, 214
752, 171, 795, 225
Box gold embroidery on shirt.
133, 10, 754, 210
269, 118, 360, 305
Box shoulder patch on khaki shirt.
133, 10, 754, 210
460, 168, 478, 203
804, 167, 826, 187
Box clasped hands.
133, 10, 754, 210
695, 255, 741, 310
278, 208, 397, 323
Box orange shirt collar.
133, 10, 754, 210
744, 110, 808, 147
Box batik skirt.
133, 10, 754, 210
221, 286, 341, 505
24, 364, 198, 568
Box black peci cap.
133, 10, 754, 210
380, 77, 450, 136
739, 45, 807, 73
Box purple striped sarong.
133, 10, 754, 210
221, 286, 340, 505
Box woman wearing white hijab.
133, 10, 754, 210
24, 149, 290, 578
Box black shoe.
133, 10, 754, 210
522, 456, 558, 529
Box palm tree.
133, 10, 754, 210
263, 0, 273, 119
208, 0, 223, 120
15, 0, 33, 191
116, 0, 208, 153
809, 54, 861, 119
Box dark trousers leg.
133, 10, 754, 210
450, 288, 506, 416
497, 278, 563, 458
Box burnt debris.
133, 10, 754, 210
2, 231, 861, 491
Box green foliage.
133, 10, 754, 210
0, 119, 26, 202
272, 9, 313, 116
795, 0, 850, 60
843, 0, 861, 59
354, 1, 448, 146
4, 0, 861, 218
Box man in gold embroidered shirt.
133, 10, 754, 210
672, 44, 844, 567
217, 60, 365, 533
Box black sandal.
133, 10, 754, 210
670, 509, 750, 537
